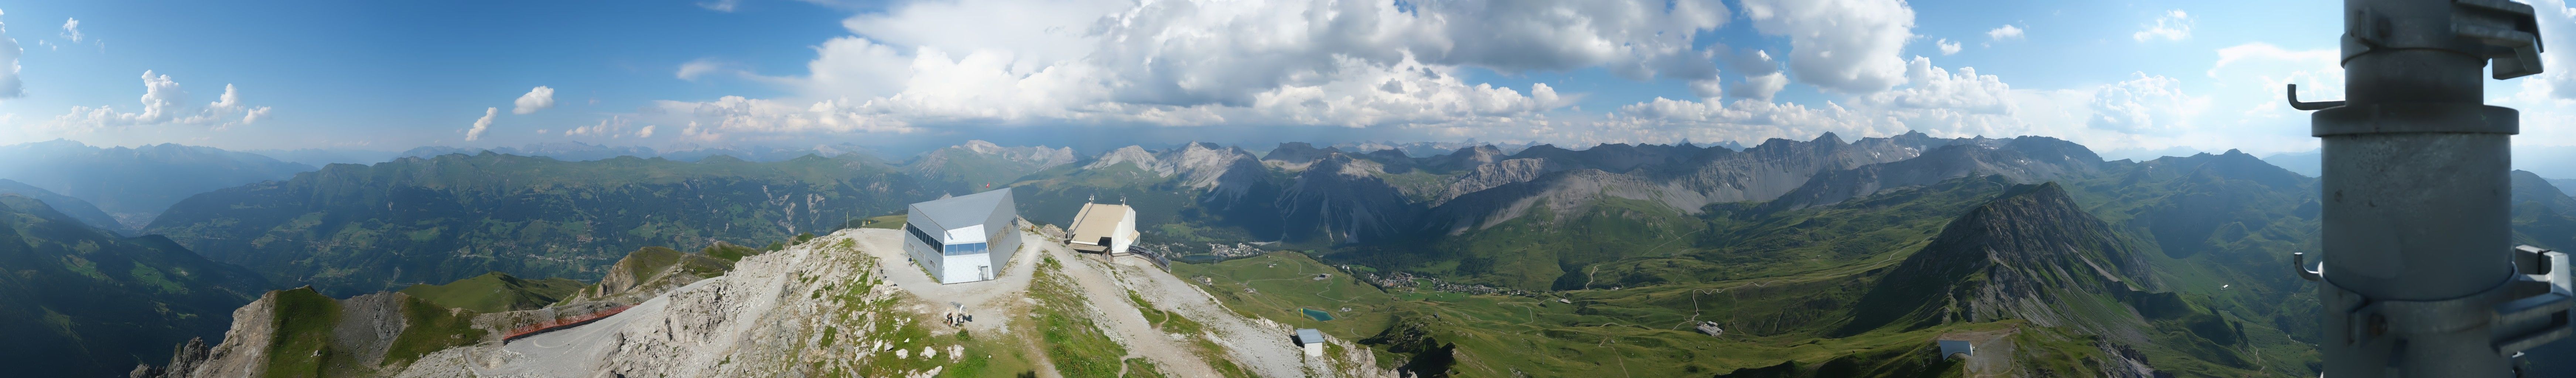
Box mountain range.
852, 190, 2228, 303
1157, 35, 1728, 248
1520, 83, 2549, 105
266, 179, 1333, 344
20, 133, 2576, 377
143, 152, 946, 296
0, 140, 316, 229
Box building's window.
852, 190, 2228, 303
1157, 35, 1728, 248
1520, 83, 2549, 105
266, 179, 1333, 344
906, 224, 944, 253
946, 242, 988, 256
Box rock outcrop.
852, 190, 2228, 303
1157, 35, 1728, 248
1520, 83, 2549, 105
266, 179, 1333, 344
140, 288, 462, 378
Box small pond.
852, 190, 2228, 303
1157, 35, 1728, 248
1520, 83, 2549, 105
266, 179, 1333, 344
1301, 307, 1335, 321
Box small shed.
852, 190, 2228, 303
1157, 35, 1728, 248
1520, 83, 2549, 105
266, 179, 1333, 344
1294, 329, 1326, 357
1065, 202, 1139, 255
1936, 339, 1975, 359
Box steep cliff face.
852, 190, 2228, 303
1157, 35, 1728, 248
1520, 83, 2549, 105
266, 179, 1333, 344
1081, 143, 1267, 191
1261, 142, 1344, 171
1434, 158, 1568, 206
1274, 154, 1424, 243
1842, 182, 2160, 336
1419, 145, 1506, 171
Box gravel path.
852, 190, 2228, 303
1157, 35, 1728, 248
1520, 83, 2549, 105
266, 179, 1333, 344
1046, 241, 1226, 378
1101, 254, 1315, 378
481, 277, 722, 378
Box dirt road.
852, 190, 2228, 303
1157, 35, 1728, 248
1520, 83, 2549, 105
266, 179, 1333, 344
1099, 254, 1316, 378
1039, 233, 1228, 377
481, 278, 722, 377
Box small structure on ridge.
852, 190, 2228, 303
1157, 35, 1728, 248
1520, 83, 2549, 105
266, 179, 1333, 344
1064, 197, 1139, 256
1294, 328, 1326, 357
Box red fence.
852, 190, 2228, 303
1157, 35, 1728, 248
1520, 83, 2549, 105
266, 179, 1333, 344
502, 305, 636, 342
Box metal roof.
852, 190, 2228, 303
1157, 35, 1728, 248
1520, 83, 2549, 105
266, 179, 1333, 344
1295, 329, 1325, 345
911, 188, 1012, 232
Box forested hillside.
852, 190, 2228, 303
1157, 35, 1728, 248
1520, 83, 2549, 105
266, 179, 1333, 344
0, 195, 270, 377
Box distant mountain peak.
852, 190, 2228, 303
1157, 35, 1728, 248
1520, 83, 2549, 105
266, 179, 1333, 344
1844, 179, 2159, 334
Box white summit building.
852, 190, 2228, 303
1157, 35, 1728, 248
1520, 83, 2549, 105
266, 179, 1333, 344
902, 188, 1021, 284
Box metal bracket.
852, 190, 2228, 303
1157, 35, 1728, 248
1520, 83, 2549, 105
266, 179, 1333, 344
2340, 1, 2545, 79
2494, 246, 2573, 355
2288, 85, 2346, 111
2454, 0, 2547, 79
2319, 246, 2575, 356
2296, 251, 2325, 281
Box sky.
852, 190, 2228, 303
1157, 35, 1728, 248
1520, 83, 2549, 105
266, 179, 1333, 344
1, 0, 2572, 155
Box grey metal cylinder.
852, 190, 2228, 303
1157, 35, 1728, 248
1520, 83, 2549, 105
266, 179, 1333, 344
2318, 131, 2514, 300
2306, 0, 2551, 374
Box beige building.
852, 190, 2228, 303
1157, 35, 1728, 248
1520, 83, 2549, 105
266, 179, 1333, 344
1065, 202, 1139, 255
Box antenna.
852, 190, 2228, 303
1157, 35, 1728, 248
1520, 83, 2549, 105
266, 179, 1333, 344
2292, 0, 2569, 374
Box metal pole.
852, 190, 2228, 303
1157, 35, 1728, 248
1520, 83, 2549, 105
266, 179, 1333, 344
2290, 0, 2572, 375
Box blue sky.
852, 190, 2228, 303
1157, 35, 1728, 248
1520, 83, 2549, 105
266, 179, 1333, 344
0, 0, 2565, 155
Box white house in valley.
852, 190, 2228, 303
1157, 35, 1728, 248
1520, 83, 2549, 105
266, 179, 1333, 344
903, 188, 1020, 284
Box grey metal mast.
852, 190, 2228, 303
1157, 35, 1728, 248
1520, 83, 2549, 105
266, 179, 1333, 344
2288, 0, 2573, 375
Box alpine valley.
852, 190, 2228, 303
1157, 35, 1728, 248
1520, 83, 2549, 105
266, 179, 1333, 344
14, 133, 2576, 378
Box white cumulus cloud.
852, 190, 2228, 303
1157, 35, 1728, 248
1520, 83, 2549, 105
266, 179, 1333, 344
676, 59, 731, 81
0, 10, 22, 99
1986, 25, 2024, 42
565, 116, 630, 137
698, 0, 742, 12
513, 86, 555, 114
1721, 49, 1788, 100
465, 107, 496, 141
2134, 10, 2191, 42
1937, 38, 1961, 55
1740, 0, 1916, 93
656, 0, 1730, 140
58, 17, 78, 42
636, 125, 656, 138
242, 106, 271, 124
54, 71, 271, 130
2087, 72, 2205, 135
1867, 57, 2012, 114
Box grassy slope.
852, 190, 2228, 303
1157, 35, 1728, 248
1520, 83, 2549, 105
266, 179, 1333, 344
1182, 251, 1996, 377
253, 287, 488, 377
397, 271, 585, 313
1198, 170, 2326, 377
